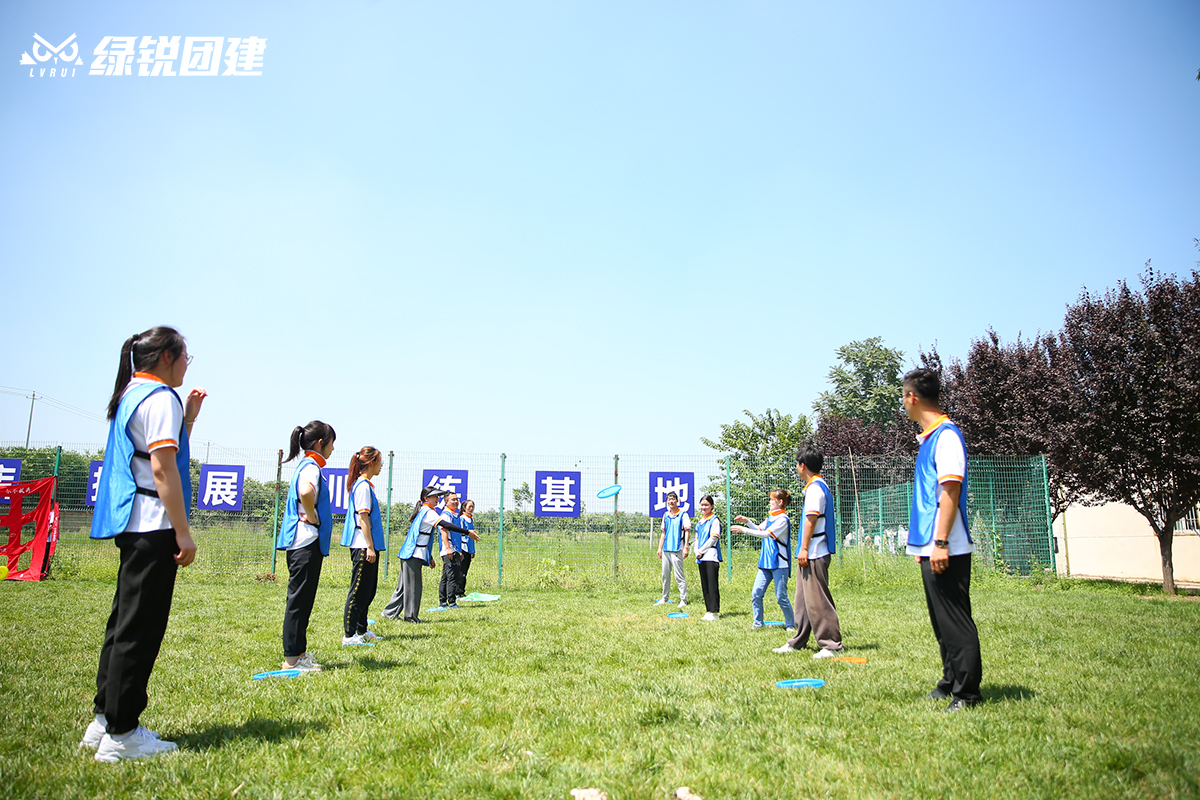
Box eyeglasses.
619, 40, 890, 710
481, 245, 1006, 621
184, 354, 194, 366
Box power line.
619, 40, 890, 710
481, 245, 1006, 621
0, 385, 107, 425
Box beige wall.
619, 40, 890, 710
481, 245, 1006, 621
1053, 503, 1200, 588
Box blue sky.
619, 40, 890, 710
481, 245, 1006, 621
2, 0, 1198, 457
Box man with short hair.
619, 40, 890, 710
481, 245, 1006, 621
902, 368, 983, 711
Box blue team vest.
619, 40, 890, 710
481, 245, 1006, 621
276, 456, 333, 556
812, 477, 837, 556
662, 511, 685, 551
695, 515, 722, 562
398, 505, 436, 564
442, 509, 463, 551
90, 382, 192, 539
461, 515, 475, 554
757, 512, 791, 572
340, 477, 385, 550
908, 420, 972, 547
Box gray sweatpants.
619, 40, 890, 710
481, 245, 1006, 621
787, 555, 842, 651
381, 562, 405, 620
661, 551, 688, 603
381, 558, 425, 621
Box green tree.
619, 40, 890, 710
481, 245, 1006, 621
701, 408, 812, 516
812, 337, 905, 425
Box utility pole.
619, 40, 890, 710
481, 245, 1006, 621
25, 392, 36, 447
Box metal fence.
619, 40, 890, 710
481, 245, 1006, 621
1, 441, 1055, 587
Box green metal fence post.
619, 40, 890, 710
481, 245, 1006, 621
51, 445, 61, 505
834, 457, 843, 567
1039, 455, 1056, 572
270, 449, 282, 574
724, 455, 732, 582
612, 454, 619, 581
384, 450, 394, 580
498, 452, 506, 588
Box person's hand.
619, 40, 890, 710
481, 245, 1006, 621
734, 515, 750, 523
796, 552, 809, 569
184, 388, 208, 424
175, 530, 197, 566
656, 548, 663, 560
931, 544, 949, 574
299, 511, 319, 527
366, 547, 377, 563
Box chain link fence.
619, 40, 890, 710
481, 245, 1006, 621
1, 441, 1054, 587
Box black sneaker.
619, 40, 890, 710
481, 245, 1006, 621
926, 688, 951, 700
944, 698, 979, 712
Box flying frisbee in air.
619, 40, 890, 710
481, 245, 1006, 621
597, 484, 621, 499
776, 678, 825, 689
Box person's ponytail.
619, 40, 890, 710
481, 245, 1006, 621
285, 426, 304, 463
106, 334, 139, 420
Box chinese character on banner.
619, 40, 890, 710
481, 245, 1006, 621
86, 460, 104, 507
649, 472, 694, 517
323, 467, 350, 515
535, 471, 581, 518
197, 465, 245, 511
421, 470, 468, 502
90, 36, 136, 75
0, 458, 20, 509
180, 37, 223, 76
136, 36, 180, 76
221, 37, 267, 75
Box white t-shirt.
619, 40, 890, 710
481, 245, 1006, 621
123, 378, 183, 533
348, 480, 374, 550
800, 479, 831, 560
287, 461, 323, 551
907, 424, 973, 558
695, 516, 722, 562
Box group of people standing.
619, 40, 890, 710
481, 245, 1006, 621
80, 326, 984, 762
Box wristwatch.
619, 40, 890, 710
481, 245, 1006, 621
934, 538, 950, 548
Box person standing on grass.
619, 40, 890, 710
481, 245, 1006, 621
902, 367, 983, 712
456, 499, 481, 601
654, 491, 691, 608
437, 492, 465, 609
276, 421, 337, 673
84, 327, 206, 763
774, 446, 844, 658
693, 494, 723, 621
388, 486, 474, 623
340, 446, 385, 646
732, 489, 796, 631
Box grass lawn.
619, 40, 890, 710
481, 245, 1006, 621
0, 557, 1197, 799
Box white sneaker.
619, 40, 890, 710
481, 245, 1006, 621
284, 653, 322, 672
341, 634, 366, 646
81, 715, 158, 749
360, 630, 381, 643
785, 626, 797, 633
653, 598, 668, 606
812, 648, 840, 660
94, 726, 177, 762
678, 600, 688, 609
701, 612, 716, 622
773, 644, 797, 654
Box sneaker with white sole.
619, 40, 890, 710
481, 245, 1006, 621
772, 644, 797, 654
360, 630, 381, 643
678, 601, 688, 609
94, 726, 177, 763
701, 612, 716, 621
342, 634, 372, 646
653, 598, 669, 606
812, 648, 840, 660
81, 715, 159, 749
283, 653, 322, 672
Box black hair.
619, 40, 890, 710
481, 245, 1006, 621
106, 326, 187, 420
903, 367, 941, 404
795, 445, 824, 474
666, 491, 679, 501
285, 420, 337, 463
408, 486, 438, 523
699, 494, 715, 509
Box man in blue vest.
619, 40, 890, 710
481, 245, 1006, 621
902, 368, 983, 711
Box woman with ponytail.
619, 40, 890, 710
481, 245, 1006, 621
84, 327, 207, 763
731, 488, 797, 631
340, 446, 384, 645
382, 484, 474, 623
275, 420, 337, 672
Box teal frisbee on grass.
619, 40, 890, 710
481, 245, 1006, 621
597, 484, 621, 499
667, 612, 689, 619
776, 678, 825, 689
253, 669, 302, 680
764, 621, 787, 627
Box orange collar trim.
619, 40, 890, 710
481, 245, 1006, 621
304, 450, 327, 468
424, 501, 438, 509
462, 513, 473, 521
132, 372, 167, 385
769, 509, 787, 517
803, 474, 824, 490
920, 415, 950, 438
700, 513, 714, 521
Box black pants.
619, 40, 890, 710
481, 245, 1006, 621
343, 548, 379, 637
283, 540, 324, 658
921, 554, 983, 704
456, 552, 474, 598
439, 553, 463, 605
93, 529, 179, 735
697, 560, 720, 613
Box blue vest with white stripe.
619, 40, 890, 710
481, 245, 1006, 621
662, 511, 685, 552
398, 505, 436, 564
276, 456, 333, 555
695, 515, 722, 562
757, 512, 791, 572
462, 514, 475, 554
340, 477, 385, 550
90, 382, 192, 539
908, 420, 972, 547
812, 476, 837, 556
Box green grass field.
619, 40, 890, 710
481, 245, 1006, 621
1, 558, 1197, 800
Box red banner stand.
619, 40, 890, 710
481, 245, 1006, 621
0, 476, 59, 581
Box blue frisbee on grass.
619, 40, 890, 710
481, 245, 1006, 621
776, 678, 825, 689
367, 619, 377, 626
426, 606, 446, 613
252, 669, 302, 680
764, 621, 787, 627
667, 612, 689, 619
597, 484, 621, 499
